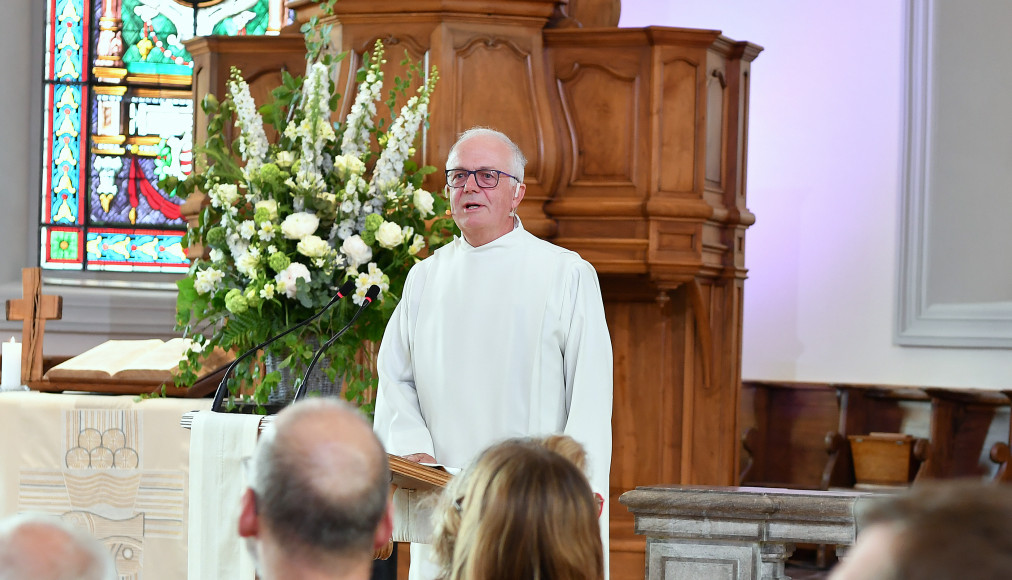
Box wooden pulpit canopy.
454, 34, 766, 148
184, 4, 760, 576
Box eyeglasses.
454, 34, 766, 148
445, 168, 519, 189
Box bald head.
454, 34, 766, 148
249, 398, 390, 559
0, 514, 116, 580
447, 127, 527, 182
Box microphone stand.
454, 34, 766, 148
293, 284, 380, 402
210, 280, 356, 412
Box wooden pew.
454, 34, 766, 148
741, 381, 1010, 489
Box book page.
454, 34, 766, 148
44, 339, 165, 382
114, 338, 193, 382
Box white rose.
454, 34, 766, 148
274, 262, 312, 298
375, 221, 403, 249
215, 183, 239, 206
341, 235, 373, 267
414, 189, 435, 217
281, 212, 320, 240
297, 234, 330, 258
275, 151, 295, 168
255, 199, 278, 220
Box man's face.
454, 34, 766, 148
446, 134, 524, 246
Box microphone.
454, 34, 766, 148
210, 279, 357, 412
293, 284, 381, 402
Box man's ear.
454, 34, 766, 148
513, 182, 526, 203
238, 488, 260, 538
372, 499, 394, 551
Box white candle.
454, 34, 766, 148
1, 337, 22, 389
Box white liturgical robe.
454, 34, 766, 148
374, 219, 614, 578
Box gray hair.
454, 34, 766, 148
249, 398, 390, 559
0, 513, 117, 580
447, 127, 528, 183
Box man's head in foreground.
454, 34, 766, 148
0, 513, 116, 580
830, 480, 1012, 580
238, 398, 392, 580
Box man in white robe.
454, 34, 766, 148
374, 127, 613, 579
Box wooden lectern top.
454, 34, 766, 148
389, 454, 452, 491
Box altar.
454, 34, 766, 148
0, 390, 209, 579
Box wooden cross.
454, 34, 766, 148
4, 268, 62, 384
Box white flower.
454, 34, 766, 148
275, 151, 295, 168
235, 247, 261, 278
352, 262, 390, 305
281, 212, 320, 240
239, 220, 256, 240
208, 248, 225, 263
274, 262, 312, 298
375, 221, 403, 249
341, 42, 384, 157
194, 267, 224, 294
408, 233, 425, 256
297, 234, 330, 258
258, 222, 277, 242
226, 233, 249, 261
414, 188, 435, 217
210, 183, 240, 208
255, 199, 278, 220
341, 235, 373, 267
370, 94, 430, 196
228, 70, 269, 173
334, 154, 366, 179
260, 283, 275, 299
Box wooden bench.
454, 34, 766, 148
741, 381, 1011, 488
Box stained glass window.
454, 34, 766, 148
42, 0, 288, 273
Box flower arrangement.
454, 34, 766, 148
166, 7, 455, 411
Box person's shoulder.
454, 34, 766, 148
521, 233, 596, 271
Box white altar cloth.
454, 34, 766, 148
0, 390, 209, 579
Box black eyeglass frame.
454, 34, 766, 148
444, 168, 519, 190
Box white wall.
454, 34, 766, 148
0, 0, 36, 283
620, 0, 1012, 389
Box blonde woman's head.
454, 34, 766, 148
432, 436, 603, 580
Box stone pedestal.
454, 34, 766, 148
620, 485, 873, 580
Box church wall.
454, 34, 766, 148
0, 1, 38, 285
621, 0, 1012, 390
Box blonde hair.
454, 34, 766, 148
432, 436, 603, 580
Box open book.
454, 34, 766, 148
43, 338, 231, 388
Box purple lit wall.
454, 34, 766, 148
619, 1, 1011, 389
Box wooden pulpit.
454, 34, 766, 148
184, 2, 760, 576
